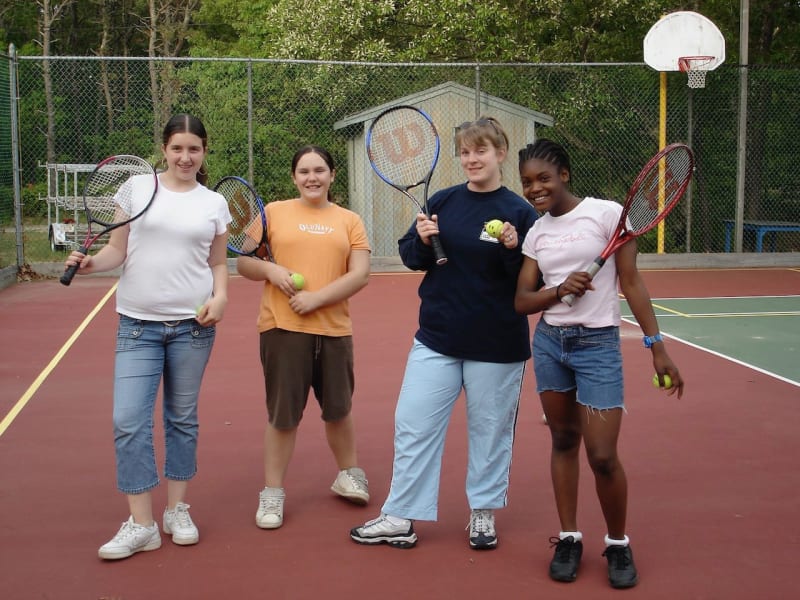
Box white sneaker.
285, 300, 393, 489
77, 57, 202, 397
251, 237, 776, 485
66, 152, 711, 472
331, 467, 370, 505
468, 509, 497, 550
163, 502, 199, 545
256, 486, 285, 529
98, 516, 161, 560
350, 513, 417, 548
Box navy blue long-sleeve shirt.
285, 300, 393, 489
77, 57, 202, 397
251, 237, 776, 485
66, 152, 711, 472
399, 183, 538, 363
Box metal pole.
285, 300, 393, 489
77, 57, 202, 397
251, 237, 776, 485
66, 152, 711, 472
474, 64, 481, 119
248, 60, 254, 184
685, 88, 693, 252
734, 0, 749, 252
9, 44, 24, 267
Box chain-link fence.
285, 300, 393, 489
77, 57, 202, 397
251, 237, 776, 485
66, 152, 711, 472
2, 51, 799, 271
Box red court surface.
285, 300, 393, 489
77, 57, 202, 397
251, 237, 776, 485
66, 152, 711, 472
0, 268, 798, 599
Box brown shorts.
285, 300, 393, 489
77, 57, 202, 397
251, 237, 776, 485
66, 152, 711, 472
259, 328, 354, 429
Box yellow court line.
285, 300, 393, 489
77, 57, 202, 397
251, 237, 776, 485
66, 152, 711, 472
0, 282, 118, 438
650, 302, 691, 317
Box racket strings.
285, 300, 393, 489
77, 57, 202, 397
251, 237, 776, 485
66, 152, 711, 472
627, 147, 693, 234
215, 179, 264, 253
85, 157, 155, 226
367, 110, 438, 188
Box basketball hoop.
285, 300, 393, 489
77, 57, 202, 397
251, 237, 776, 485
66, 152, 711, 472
678, 56, 714, 89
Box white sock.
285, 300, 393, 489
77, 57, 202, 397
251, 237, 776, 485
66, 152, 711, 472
559, 531, 583, 542
604, 534, 630, 547
385, 514, 411, 527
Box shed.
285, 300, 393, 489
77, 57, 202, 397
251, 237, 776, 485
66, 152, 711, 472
334, 81, 554, 257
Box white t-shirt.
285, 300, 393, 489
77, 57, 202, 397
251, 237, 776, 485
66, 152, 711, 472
116, 177, 231, 321
521, 197, 623, 328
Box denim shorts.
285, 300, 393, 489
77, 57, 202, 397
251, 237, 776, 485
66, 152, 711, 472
113, 314, 216, 494
532, 319, 624, 410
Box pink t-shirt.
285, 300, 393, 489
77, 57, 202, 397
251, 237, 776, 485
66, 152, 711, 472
521, 197, 623, 328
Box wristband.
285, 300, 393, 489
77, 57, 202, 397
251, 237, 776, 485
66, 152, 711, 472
642, 333, 663, 348
555, 284, 562, 300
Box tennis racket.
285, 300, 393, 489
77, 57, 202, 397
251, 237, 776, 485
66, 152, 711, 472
60, 155, 158, 286
213, 176, 273, 261
366, 105, 447, 265
561, 143, 694, 306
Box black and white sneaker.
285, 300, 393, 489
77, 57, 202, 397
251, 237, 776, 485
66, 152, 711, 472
350, 514, 417, 549
468, 509, 497, 550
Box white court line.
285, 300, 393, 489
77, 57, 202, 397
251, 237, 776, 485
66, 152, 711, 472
0, 282, 118, 438
621, 316, 800, 389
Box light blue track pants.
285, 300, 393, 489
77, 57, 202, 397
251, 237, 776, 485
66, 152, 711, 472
381, 339, 525, 521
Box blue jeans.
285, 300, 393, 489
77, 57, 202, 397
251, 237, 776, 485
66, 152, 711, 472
382, 339, 525, 521
113, 314, 216, 494
533, 319, 624, 410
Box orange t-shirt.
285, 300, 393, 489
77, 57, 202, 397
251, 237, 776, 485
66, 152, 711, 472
256, 199, 371, 336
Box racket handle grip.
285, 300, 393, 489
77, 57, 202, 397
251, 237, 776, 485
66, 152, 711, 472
431, 234, 448, 265
60, 245, 89, 286
560, 259, 605, 307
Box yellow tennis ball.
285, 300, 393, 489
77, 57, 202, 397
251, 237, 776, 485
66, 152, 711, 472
291, 272, 305, 290
485, 219, 504, 238
652, 373, 673, 389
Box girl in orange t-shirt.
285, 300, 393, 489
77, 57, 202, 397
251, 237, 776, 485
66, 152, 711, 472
236, 145, 371, 530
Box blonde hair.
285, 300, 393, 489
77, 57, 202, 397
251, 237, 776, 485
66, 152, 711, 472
455, 116, 509, 153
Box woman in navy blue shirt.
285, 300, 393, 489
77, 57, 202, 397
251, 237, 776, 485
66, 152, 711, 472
351, 117, 537, 550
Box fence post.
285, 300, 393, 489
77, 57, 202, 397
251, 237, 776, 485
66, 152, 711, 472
9, 44, 23, 267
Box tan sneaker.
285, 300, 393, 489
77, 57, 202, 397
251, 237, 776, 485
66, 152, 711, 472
256, 486, 285, 529
331, 467, 369, 505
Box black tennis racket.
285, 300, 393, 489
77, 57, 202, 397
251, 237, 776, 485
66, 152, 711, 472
213, 176, 273, 262
366, 105, 447, 265
561, 143, 694, 306
60, 155, 158, 286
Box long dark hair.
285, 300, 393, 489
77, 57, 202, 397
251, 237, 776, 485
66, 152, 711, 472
162, 114, 209, 186
291, 145, 336, 202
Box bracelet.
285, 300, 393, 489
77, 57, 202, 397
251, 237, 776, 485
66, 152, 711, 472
642, 333, 663, 348
555, 284, 562, 300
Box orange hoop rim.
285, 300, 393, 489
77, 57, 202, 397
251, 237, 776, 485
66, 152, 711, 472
678, 55, 714, 72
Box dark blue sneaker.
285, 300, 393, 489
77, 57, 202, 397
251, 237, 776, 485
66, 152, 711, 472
549, 536, 583, 582
602, 544, 639, 588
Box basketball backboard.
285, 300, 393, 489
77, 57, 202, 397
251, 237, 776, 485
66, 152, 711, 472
643, 11, 726, 72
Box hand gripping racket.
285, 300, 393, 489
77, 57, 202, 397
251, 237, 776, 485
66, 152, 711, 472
60, 155, 157, 286
561, 143, 694, 306
366, 105, 447, 265
213, 176, 274, 261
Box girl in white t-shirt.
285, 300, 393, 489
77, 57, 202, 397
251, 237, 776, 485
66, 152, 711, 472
514, 139, 684, 589
64, 114, 231, 561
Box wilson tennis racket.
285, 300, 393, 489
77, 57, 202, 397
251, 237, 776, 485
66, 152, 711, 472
366, 105, 447, 265
60, 155, 157, 286
213, 176, 273, 261
562, 143, 694, 306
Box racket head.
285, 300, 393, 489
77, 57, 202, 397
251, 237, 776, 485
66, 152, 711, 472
213, 176, 272, 260
622, 143, 694, 237
83, 155, 158, 228
366, 105, 440, 207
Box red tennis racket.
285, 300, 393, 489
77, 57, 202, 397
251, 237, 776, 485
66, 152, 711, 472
60, 155, 157, 286
561, 143, 694, 306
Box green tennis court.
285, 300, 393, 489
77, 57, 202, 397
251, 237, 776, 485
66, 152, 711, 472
622, 295, 800, 384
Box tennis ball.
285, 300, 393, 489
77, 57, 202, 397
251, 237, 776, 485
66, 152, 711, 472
291, 272, 305, 290
652, 373, 673, 389
485, 219, 504, 239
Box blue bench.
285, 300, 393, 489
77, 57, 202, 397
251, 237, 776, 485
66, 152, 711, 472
723, 220, 800, 252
